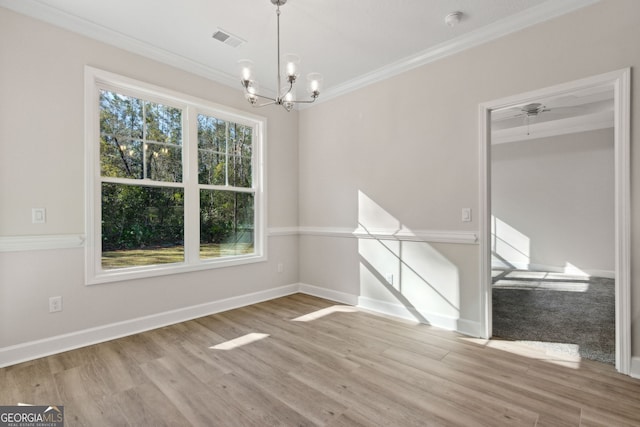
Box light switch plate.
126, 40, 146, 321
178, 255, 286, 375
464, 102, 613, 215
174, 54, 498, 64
462, 208, 471, 222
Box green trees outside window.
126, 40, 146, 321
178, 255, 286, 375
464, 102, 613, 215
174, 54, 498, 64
99, 90, 256, 270
197, 114, 254, 259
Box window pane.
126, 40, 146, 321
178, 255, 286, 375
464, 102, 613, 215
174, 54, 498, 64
197, 115, 226, 151
197, 114, 253, 188
145, 102, 182, 145
198, 149, 226, 185
229, 123, 253, 159
229, 155, 252, 187
100, 90, 182, 182
101, 183, 184, 269
146, 142, 182, 182
228, 123, 252, 187
101, 137, 143, 179
100, 89, 144, 179
200, 190, 254, 259
100, 90, 143, 141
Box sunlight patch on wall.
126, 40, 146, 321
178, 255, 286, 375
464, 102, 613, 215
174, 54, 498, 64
357, 191, 460, 323
564, 262, 590, 278
491, 216, 530, 268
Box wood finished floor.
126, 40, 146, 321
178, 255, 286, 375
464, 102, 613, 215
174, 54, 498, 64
1, 294, 640, 426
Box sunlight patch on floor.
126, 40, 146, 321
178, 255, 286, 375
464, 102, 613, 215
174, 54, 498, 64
493, 280, 589, 292
209, 333, 269, 350
486, 339, 583, 369
291, 305, 359, 322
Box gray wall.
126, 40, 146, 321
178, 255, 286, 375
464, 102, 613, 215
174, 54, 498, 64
491, 128, 615, 276
299, 0, 640, 355
0, 7, 300, 349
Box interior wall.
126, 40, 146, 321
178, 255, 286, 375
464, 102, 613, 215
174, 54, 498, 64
298, 0, 639, 353
0, 8, 299, 349
491, 128, 615, 276
2, 0, 639, 363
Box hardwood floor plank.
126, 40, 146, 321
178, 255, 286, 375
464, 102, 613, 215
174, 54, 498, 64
346, 349, 539, 425
439, 351, 583, 426
1, 294, 639, 426
289, 361, 443, 426
205, 371, 318, 426
138, 356, 233, 426
111, 382, 191, 427
4, 358, 61, 405
579, 406, 640, 427
62, 393, 130, 427
222, 347, 349, 425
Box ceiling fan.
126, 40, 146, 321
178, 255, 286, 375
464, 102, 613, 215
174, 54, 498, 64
502, 103, 550, 135
518, 102, 550, 118
494, 102, 550, 121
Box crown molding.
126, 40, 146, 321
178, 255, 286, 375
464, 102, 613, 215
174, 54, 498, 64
314, 0, 600, 106
0, 0, 239, 89
1, 0, 599, 107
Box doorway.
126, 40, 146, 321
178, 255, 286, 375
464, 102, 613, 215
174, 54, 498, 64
478, 69, 631, 374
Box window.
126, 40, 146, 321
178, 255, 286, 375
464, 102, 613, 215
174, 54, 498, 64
85, 67, 265, 284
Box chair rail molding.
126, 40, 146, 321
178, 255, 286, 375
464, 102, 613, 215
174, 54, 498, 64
0, 234, 85, 252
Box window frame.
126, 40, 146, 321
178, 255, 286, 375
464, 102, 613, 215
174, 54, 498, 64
85, 66, 266, 285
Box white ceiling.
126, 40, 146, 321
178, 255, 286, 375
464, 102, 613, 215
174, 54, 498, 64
1, 0, 598, 101
491, 85, 614, 144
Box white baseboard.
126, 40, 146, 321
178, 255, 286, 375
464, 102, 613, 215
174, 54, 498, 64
630, 356, 640, 379
0, 283, 479, 368
357, 296, 482, 337
298, 283, 359, 306
0, 284, 299, 368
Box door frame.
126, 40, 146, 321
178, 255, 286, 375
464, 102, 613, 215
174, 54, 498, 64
478, 68, 631, 374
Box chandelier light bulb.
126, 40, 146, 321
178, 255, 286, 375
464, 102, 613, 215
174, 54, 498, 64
307, 73, 323, 97
245, 81, 259, 104
284, 54, 300, 81
238, 59, 254, 84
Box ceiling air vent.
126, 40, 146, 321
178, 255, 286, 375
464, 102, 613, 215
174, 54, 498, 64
212, 28, 246, 48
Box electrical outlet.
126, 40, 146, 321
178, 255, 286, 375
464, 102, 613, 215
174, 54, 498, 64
49, 296, 62, 313
32, 208, 46, 224
277, 262, 284, 273
385, 273, 394, 285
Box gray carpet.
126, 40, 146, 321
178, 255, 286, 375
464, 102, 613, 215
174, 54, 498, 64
492, 270, 615, 365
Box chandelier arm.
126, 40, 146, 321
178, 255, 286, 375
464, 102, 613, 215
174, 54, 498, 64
254, 100, 278, 108
290, 98, 319, 105
281, 81, 294, 99
248, 90, 278, 103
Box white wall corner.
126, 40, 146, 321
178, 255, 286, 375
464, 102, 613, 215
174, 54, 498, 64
630, 356, 640, 379
456, 318, 484, 338
298, 283, 359, 306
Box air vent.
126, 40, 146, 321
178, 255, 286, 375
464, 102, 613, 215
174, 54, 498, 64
212, 28, 246, 48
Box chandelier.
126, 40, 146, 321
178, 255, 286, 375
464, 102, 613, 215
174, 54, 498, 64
238, 0, 323, 111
